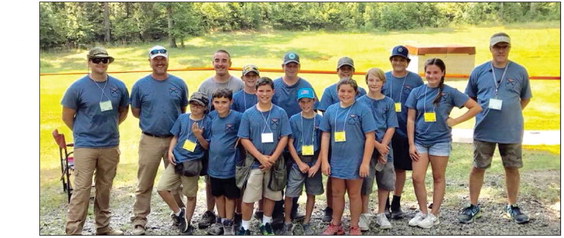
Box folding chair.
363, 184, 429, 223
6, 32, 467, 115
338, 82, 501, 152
52, 129, 74, 203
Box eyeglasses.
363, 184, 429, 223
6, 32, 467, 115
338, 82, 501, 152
150, 49, 167, 55
91, 58, 111, 64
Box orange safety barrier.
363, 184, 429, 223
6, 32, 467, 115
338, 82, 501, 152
40, 67, 560, 80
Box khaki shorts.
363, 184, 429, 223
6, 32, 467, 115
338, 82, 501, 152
156, 164, 199, 197
242, 168, 283, 203
473, 140, 523, 169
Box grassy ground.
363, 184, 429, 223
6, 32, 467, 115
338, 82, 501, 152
40, 25, 560, 232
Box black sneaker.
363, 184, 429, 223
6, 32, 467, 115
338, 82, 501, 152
254, 210, 264, 221
322, 207, 333, 222
259, 222, 274, 235
170, 207, 186, 227
207, 222, 224, 235
237, 226, 251, 235
458, 204, 481, 224
390, 206, 404, 220
223, 219, 235, 235
505, 204, 529, 224
282, 223, 293, 235
182, 224, 195, 235
198, 210, 216, 229
174, 209, 187, 232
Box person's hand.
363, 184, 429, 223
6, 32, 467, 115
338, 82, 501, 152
308, 163, 320, 178
359, 162, 369, 177
298, 161, 310, 173
321, 161, 331, 176
378, 155, 387, 165
259, 155, 273, 171
168, 152, 176, 165
409, 145, 420, 161
192, 122, 204, 137
446, 117, 456, 127
376, 143, 389, 157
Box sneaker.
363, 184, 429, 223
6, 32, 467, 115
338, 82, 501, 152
348, 225, 362, 235
182, 225, 195, 235
259, 222, 274, 235
223, 219, 235, 235
282, 223, 293, 235
458, 204, 481, 224
359, 213, 370, 231
207, 222, 224, 235
132, 225, 145, 235
408, 212, 426, 226
303, 223, 315, 235
97, 227, 124, 235
170, 207, 185, 227
254, 210, 264, 221
198, 210, 216, 229
375, 213, 392, 229
173, 209, 187, 232
237, 226, 251, 235
322, 207, 333, 222
417, 213, 439, 229
390, 206, 404, 219
505, 204, 530, 224
321, 223, 345, 235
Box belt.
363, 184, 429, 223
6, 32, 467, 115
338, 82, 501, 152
143, 132, 173, 138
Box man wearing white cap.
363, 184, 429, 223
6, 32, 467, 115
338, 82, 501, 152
130, 45, 189, 235
458, 32, 532, 224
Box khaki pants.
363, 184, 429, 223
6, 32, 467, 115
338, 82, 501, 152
131, 134, 173, 227
65, 146, 120, 235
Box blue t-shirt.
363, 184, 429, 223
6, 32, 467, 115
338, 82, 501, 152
289, 112, 323, 155
170, 113, 212, 163
238, 104, 292, 168
382, 71, 424, 138
357, 95, 399, 162
465, 61, 532, 144
319, 102, 377, 180
208, 110, 242, 179
130, 74, 189, 136
232, 90, 257, 113
317, 83, 367, 111
405, 84, 469, 145
61, 75, 129, 148
273, 77, 319, 118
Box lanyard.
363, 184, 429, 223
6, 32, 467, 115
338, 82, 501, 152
390, 73, 407, 103
423, 85, 439, 113
91, 76, 109, 102
300, 112, 316, 146
490, 62, 510, 96
258, 104, 273, 133
334, 103, 353, 132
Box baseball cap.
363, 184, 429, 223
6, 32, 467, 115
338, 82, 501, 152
87, 47, 114, 63
490, 32, 511, 47
337, 56, 354, 70
389, 45, 410, 62
283, 52, 300, 65
149, 45, 168, 59
189, 92, 209, 107
242, 64, 260, 76
297, 88, 315, 101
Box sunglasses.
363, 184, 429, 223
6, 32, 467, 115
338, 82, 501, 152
91, 58, 111, 64
150, 49, 167, 55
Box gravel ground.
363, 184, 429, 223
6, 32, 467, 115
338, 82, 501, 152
40, 170, 561, 236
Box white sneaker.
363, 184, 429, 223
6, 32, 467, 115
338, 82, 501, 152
375, 213, 392, 229
408, 212, 426, 226
417, 213, 439, 229
359, 213, 371, 231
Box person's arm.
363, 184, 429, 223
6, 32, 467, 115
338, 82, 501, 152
118, 105, 129, 124
320, 132, 331, 176
359, 132, 375, 177
407, 108, 420, 161
288, 137, 309, 173
62, 107, 76, 131
520, 98, 531, 110
269, 136, 289, 163
131, 107, 141, 119
240, 138, 272, 169
167, 136, 179, 165
447, 98, 482, 127
192, 122, 209, 150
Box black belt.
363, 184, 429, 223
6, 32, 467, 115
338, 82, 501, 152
143, 132, 172, 138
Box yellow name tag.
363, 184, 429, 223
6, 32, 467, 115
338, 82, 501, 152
302, 145, 314, 155
395, 103, 402, 112
334, 131, 346, 142
424, 112, 436, 122
182, 140, 197, 152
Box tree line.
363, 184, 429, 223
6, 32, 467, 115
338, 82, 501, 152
40, 2, 560, 50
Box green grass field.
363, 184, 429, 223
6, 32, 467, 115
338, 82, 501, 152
40, 24, 560, 200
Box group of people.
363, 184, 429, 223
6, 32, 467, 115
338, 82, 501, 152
61, 32, 532, 235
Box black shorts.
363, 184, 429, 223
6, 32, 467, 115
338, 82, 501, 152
210, 176, 241, 199
391, 133, 412, 171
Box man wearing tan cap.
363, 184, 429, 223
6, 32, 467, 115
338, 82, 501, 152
458, 32, 532, 224
62, 47, 129, 235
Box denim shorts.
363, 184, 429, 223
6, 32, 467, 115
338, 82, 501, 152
415, 142, 452, 156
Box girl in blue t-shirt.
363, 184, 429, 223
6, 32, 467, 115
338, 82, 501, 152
405, 58, 482, 229
320, 78, 377, 235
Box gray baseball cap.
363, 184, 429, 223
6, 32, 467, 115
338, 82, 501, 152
337, 57, 354, 70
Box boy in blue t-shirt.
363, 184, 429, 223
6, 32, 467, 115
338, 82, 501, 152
282, 88, 324, 235
237, 77, 292, 235
156, 92, 212, 235
357, 68, 399, 230
232, 64, 260, 113
206, 88, 243, 235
